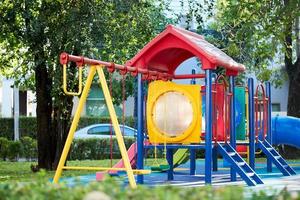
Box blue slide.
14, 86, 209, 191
272, 116, 300, 148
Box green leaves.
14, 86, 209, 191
215, 0, 300, 84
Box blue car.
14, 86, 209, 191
74, 123, 137, 139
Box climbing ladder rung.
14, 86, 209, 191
237, 162, 245, 167
228, 152, 236, 156
246, 172, 255, 177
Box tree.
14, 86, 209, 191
214, 0, 300, 157
0, 0, 169, 170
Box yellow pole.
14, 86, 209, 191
63, 64, 83, 96
96, 65, 137, 189
53, 67, 96, 183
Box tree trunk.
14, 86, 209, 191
52, 59, 78, 169
52, 95, 73, 169
35, 58, 54, 170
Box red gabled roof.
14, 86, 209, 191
126, 25, 245, 75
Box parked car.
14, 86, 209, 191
74, 123, 137, 139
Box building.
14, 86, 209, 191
0, 77, 36, 117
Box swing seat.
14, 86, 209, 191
150, 164, 170, 172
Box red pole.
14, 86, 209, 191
173, 74, 205, 79
59, 52, 172, 81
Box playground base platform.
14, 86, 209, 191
60, 159, 300, 193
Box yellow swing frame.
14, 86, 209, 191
53, 65, 149, 188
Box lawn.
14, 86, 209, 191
0, 159, 163, 183
0, 160, 120, 183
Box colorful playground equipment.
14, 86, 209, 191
53, 25, 296, 188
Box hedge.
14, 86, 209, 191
0, 136, 140, 161
0, 116, 136, 140
0, 178, 295, 200
69, 138, 136, 160
0, 136, 199, 161
0, 136, 37, 161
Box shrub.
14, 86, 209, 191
7, 140, 23, 161
0, 137, 9, 160
20, 136, 38, 161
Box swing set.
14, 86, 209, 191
54, 58, 157, 188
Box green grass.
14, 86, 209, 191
0, 159, 165, 183
0, 160, 119, 183
0, 159, 299, 199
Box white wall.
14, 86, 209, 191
249, 73, 288, 115
1, 77, 13, 117
0, 76, 37, 117
271, 81, 289, 113
26, 91, 36, 117
173, 57, 205, 85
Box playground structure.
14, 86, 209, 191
53, 25, 297, 188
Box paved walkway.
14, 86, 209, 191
62, 159, 300, 193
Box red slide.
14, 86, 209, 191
96, 141, 149, 181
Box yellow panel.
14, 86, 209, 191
147, 80, 202, 144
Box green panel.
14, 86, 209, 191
235, 87, 246, 140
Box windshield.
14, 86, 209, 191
87, 125, 136, 137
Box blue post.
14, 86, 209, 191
191, 68, 196, 85
205, 70, 212, 184
167, 148, 174, 180
190, 69, 196, 175
266, 81, 272, 172
137, 73, 144, 184
190, 149, 196, 175
212, 146, 218, 171
248, 78, 255, 169
229, 76, 236, 181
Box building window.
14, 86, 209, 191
272, 103, 281, 112
86, 84, 122, 117
86, 84, 105, 116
